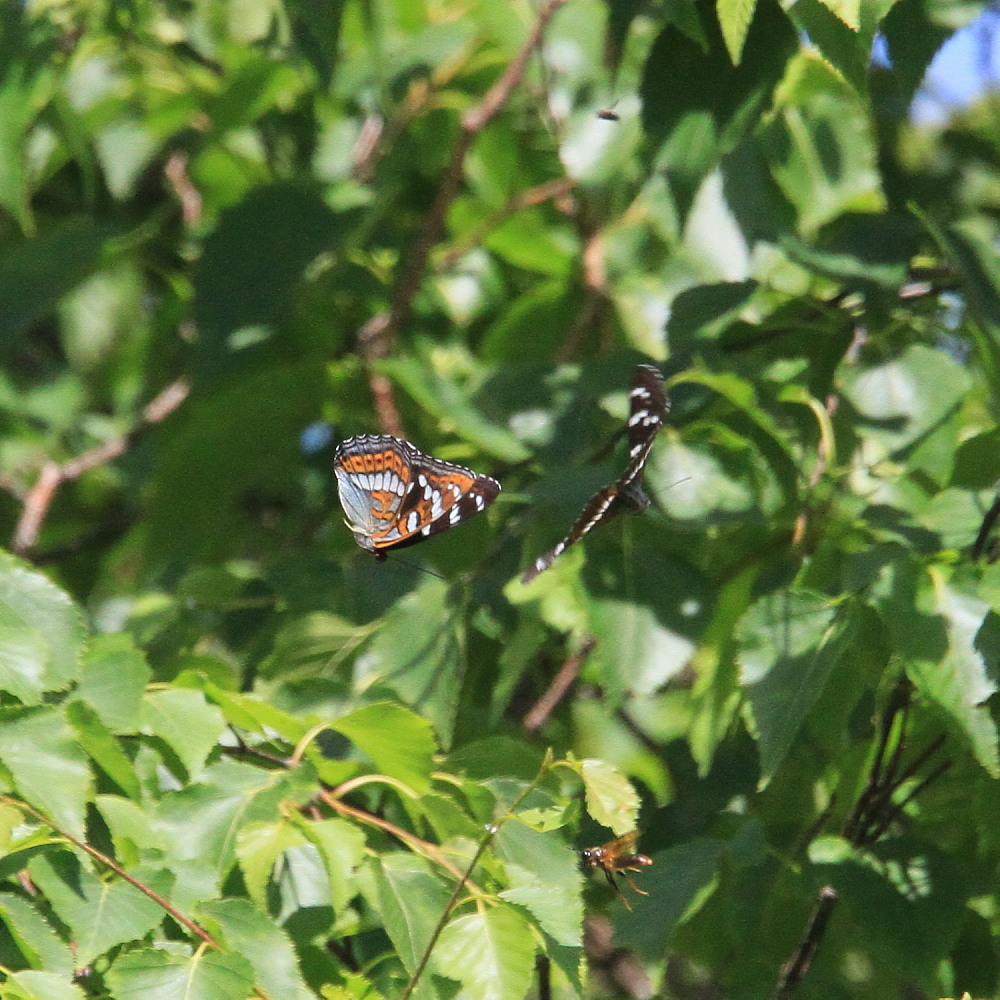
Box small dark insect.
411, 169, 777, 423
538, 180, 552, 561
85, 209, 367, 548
580, 831, 652, 910
596, 107, 620, 121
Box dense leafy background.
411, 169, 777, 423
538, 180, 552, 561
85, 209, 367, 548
2, 0, 1000, 997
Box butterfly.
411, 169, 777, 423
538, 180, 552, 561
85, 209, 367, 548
521, 364, 667, 583
335, 434, 501, 559
580, 831, 653, 910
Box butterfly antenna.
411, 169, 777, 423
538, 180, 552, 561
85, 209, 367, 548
386, 556, 446, 581
648, 475, 691, 502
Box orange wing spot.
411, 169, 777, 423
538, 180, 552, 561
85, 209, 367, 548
369, 490, 399, 519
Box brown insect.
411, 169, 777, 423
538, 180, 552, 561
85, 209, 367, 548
596, 107, 620, 121
580, 831, 652, 910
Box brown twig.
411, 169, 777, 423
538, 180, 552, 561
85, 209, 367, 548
164, 151, 202, 229
972, 491, 1000, 561
11, 379, 189, 556
775, 886, 838, 997
0, 795, 221, 950
318, 787, 467, 882
356, 0, 568, 433
435, 176, 577, 273
776, 690, 950, 997
523, 638, 596, 733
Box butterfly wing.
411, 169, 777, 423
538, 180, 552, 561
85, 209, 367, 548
622, 363, 668, 487
335, 435, 415, 552
388, 451, 501, 552
335, 434, 500, 556
521, 365, 667, 583
520, 485, 623, 583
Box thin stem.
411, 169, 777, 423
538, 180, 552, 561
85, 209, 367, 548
400, 754, 553, 998
399, 824, 498, 1000
524, 638, 596, 732
775, 886, 838, 998
0, 796, 219, 949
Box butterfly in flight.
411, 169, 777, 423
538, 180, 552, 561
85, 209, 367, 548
580, 831, 653, 910
521, 364, 668, 583
335, 434, 500, 559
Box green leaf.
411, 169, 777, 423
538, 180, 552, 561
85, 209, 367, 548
198, 683, 309, 744
66, 701, 141, 799
379, 351, 530, 462
906, 580, 998, 776
193, 183, 348, 383
434, 904, 535, 1000
578, 759, 640, 835
479, 282, 577, 363
0, 221, 109, 339
107, 948, 256, 1000
363, 578, 464, 746
153, 759, 315, 879
876, 560, 998, 775
28, 854, 168, 966
717, 0, 757, 64
1, 970, 85, 1000
0, 11, 55, 228
95, 794, 165, 857
881, 0, 952, 104
0, 707, 91, 839
145, 360, 326, 563
139, 689, 226, 779
788, 0, 868, 93
817, 0, 861, 29
0, 554, 86, 702
76, 633, 150, 733
617, 839, 725, 956
357, 854, 451, 977
815, 839, 967, 984
641, 0, 797, 211
496, 822, 582, 946
840, 344, 972, 453
0, 893, 74, 975
199, 898, 313, 1000
942, 218, 1000, 330
738, 592, 849, 780
235, 820, 304, 910
332, 702, 437, 794
585, 530, 712, 700
296, 816, 368, 915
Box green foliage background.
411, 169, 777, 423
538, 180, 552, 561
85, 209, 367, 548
2, 0, 1000, 997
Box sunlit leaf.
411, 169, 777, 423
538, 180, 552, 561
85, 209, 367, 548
434, 904, 535, 1000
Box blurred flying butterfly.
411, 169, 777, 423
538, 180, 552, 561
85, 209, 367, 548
335, 434, 500, 559
580, 830, 652, 910
521, 364, 667, 583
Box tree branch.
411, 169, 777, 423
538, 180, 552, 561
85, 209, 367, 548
10, 379, 189, 556
357, 0, 568, 433
524, 638, 596, 733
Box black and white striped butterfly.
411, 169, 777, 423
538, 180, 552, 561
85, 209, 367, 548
521, 365, 668, 584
